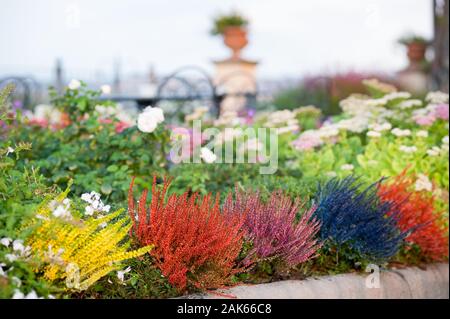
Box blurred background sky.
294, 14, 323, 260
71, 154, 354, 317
0, 0, 434, 80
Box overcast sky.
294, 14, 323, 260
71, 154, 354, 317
0, 0, 434, 80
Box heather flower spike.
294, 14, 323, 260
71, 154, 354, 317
224, 188, 322, 267
314, 176, 407, 261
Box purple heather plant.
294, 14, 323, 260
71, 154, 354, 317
223, 189, 322, 268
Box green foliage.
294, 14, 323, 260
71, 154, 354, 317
210, 11, 248, 35
9, 86, 170, 204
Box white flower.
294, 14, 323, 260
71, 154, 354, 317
100, 84, 112, 95
415, 174, 433, 192
102, 205, 111, 213
90, 191, 100, 200
12, 276, 21, 287
0, 237, 12, 247
391, 128, 411, 137
85, 205, 94, 216
92, 200, 100, 209
137, 107, 165, 133
0, 263, 6, 277
5, 254, 18, 262
341, 164, 354, 171
6, 147, 14, 155
12, 289, 25, 299
427, 146, 441, 157
81, 193, 92, 203
443, 136, 449, 145
12, 239, 24, 253
370, 122, 392, 132
398, 99, 422, 109
383, 91, 411, 101
399, 145, 417, 154
142, 106, 164, 123
367, 131, 381, 138
12, 289, 42, 299
416, 130, 429, 138
52, 204, 72, 220
426, 91, 449, 104
117, 266, 132, 284
68, 79, 81, 90
200, 147, 217, 163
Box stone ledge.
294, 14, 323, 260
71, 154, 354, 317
184, 263, 449, 299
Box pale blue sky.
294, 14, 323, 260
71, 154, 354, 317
0, 0, 433, 80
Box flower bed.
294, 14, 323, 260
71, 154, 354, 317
0, 79, 448, 299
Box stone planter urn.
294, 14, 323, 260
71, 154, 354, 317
223, 26, 248, 60
406, 41, 428, 64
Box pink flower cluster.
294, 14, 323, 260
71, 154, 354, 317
415, 104, 449, 126
291, 132, 323, 151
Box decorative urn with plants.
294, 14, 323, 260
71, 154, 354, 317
211, 11, 249, 60
398, 34, 430, 67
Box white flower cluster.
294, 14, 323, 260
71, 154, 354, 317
49, 198, 73, 221
137, 106, 165, 133
391, 128, 412, 137
397, 99, 422, 110
415, 174, 433, 192
0, 238, 31, 263
341, 164, 354, 171
81, 191, 111, 217
426, 91, 449, 104
399, 145, 417, 154
68, 79, 81, 90
12, 289, 47, 299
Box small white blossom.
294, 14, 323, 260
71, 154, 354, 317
85, 205, 94, 216
5, 254, 18, 262
398, 99, 422, 109
117, 266, 132, 284
426, 91, 449, 104
12, 276, 21, 287
391, 128, 412, 137
415, 174, 433, 192
427, 146, 441, 157
341, 164, 354, 171
367, 131, 381, 138
371, 122, 392, 132
6, 147, 14, 155
100, 84, 112, 95
12, 240, 24, 253
0, 237, 12, 247
137, 107, 165, 133
12, 289, 42, 299
443, 136, 449, 145
68, 79, 81, 90
399, 145, 417, 154
81, 193, 92, 203
416, 130, 429, 138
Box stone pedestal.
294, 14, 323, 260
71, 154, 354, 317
213, 58, 258, 115
396, 69, 429, 95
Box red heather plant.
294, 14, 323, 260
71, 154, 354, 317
378, 173, 449, 261
223, 189, 322, 268
128, 176, 245, 291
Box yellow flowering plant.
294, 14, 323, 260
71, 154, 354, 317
25, 186, 153, 291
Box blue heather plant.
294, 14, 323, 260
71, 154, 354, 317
314, 176, 406, 262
